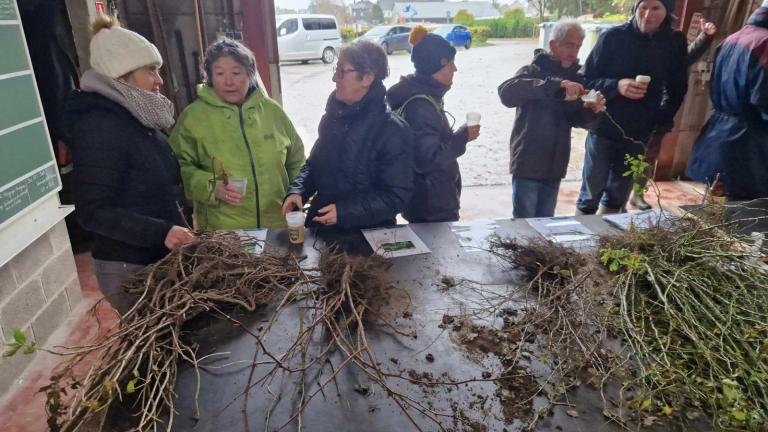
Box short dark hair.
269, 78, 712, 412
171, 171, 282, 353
338, 40, 389, 82
202, 39, 258, 86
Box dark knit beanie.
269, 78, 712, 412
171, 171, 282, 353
409, 26, 456, 77
633, 0, 675, 15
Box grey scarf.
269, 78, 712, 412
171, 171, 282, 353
80, 70, 175, 130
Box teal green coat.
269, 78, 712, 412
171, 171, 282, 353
169, 85, 305, 229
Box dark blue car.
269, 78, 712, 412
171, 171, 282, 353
432, 24, 472, 49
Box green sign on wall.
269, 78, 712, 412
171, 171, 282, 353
0, 0, 61, 227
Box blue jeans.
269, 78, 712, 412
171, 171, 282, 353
576, 133, 644, 214
512, 177, 561, 218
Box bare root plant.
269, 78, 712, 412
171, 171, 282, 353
42, 232, 304, 432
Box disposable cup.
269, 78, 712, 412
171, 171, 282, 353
228, 177, 247, 196
285, 211, 305, 244
635, 75, 651, 85
466, 112, 481, 126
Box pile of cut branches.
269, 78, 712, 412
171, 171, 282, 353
43, 231, 304, 432
475, 212, 768, 431
601, 217, 768, 430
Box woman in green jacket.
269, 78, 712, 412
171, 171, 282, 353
170, 40, 305, 230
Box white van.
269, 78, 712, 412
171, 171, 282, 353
276, 14, 342, 64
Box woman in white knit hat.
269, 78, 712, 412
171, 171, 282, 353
63, 15, 194, 315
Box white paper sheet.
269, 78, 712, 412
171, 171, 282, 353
526, 216, 597, 250
602, 209, 671, 231
238, 229, 268, 254
362, 225, 431, 258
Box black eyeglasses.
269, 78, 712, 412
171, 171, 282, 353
333, 65, 358, 79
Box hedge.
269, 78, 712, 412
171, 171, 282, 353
469, 26, 490, 43
474, 16, 536, 38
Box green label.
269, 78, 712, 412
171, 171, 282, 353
0, 164, 59, 225
0, 0, 60, 228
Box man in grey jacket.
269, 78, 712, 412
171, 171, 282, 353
498, 20, 605, 218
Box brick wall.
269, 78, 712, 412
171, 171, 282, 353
0, 221, 82, 394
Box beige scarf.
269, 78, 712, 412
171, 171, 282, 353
80, 70, 175, 130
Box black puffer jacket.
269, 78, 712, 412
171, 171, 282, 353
386, 74, 469, 223
63, 91, 186, 265
287, 81, 413, 229
499, 49, 597, 180
584, 18, 687, 142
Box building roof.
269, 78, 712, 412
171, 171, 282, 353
352, 0, 375, 10
392, 1, 500, 20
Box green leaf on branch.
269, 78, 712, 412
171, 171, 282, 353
126, 378, 138, 394
13, 329, 27, 345
3, 344, 21, 357
5, 330, 35, 357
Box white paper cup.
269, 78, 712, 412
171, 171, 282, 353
285, 211, 305, 244
228, 177, 247, 196
635, 75, 651, 85
466, 112, 481, 126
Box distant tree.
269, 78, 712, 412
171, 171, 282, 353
454, 9, 474, 25
611, 0, 634, 14
372, 4, 384, 24
309, 0, 353, 24
504, 8, 526, 20
530, 0, 547, 22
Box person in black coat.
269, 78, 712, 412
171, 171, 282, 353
282, 41, 413, 229
575, 0, 687, 215
63, 16, 193, 314
386, 26, 479, 223
498, 20, 605, 219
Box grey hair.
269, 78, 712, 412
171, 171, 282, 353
202, 39, 258, 87
338, 40, 389, 82
551, 19, 585, 45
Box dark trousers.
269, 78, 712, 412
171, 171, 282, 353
576, 133, 645, 214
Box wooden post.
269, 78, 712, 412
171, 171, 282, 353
241, 0, 282, 103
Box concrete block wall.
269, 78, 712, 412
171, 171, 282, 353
0, 221, 82, 394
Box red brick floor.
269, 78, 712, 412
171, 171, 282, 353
0, 180, 707, 431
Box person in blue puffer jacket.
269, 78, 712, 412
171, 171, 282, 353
687, 3, 768, 201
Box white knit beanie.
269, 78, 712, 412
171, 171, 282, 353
89, 15, 162, 78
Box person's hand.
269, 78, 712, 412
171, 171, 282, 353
561, 80, 585, 101
164, 226, 194, 249
313, 204, 337, 226
584, 91, 606, 113
467, 125, 480, 141
282, 194, 303, 216
215, 183, 243, 205
618, 79, 647, 100
700, 18, 717, 36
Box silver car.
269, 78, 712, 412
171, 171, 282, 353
356, 25, 412, 55
277, 14, 342, 64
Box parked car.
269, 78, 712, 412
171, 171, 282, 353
432, 24, 472, 49
276, 14, 342, 64
356, 25, 412, 55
